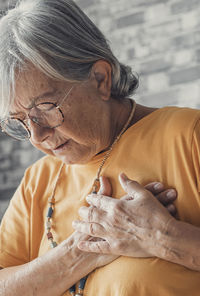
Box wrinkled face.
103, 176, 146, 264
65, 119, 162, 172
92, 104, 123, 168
10, 65, 110, 164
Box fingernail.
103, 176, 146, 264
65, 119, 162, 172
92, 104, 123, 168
120, 172, 129, 181
72, 220, 78, 227
86, 195, 92, 203
87, 194, 93, 198
153, 183, 163, 190
78, 241, 86, 249
166, 190, 176, 199
78, 207, 84, 215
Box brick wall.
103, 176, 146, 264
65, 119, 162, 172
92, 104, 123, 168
1, 0, 200, 219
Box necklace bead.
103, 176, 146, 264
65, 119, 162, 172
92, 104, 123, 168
48, 197, 55, 204
50, 241, 57, 248
47, 232, 53, 240
92, 178, 100, 193
47, 207, 53, 218
45, 220, 51, 230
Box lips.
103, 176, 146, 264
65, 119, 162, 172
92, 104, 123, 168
53, 140, 69, 152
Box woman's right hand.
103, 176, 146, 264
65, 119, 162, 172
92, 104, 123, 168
98, 176, 177, 216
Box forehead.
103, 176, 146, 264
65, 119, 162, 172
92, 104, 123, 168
12, 65, 64, 113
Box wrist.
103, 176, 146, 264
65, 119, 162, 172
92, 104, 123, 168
60, 233, 97, 278
154, 217, 192, 265
152, 217, 177, 259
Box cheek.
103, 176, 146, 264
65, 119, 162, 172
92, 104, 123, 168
30, 141, 54, 156
63, 106, 100, 144
59, 117, 93, 144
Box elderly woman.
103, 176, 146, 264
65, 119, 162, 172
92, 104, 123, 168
0, 0, 200, 295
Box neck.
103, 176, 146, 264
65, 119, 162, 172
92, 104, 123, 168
98, 99, 157, 155
131, 103, 158, 125
109, 98, 133, 146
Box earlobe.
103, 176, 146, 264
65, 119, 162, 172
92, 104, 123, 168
91, 60, 112, 101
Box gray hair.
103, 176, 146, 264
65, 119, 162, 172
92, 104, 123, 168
0, 0, 138, 118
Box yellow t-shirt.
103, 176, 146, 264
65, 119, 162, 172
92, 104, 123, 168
1, 106, 200, 296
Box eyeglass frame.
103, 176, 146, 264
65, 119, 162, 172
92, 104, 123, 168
0, 85, 74, 140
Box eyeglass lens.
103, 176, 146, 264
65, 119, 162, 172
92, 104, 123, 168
29, 103, 63, 128
1, 103, 64, 140
1, 118, 30, 140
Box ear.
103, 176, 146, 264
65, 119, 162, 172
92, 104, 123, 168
90, 60, 112, 101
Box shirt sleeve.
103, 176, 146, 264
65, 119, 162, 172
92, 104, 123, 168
0, 169, 32, 268
191, 118, 200, 193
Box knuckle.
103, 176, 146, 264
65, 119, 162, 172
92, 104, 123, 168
118, 240, 125, 250
88, 206, 95, 222
102, 241, 110, 253
97, 240, 109, 253
96, 194, 104, 207
113, 240, 124, 250
156, 192, 166, 202
91, 241, 102, 253
89, 223, 96, 236
142, 187, 151, 199
143, 189, 151, 200
167, 204, 176, 213
144, 182, 155, 191
111, 201, 122, 215
97, 242, 104, 253
137, 190, 149, 203
108, 201, 124, 225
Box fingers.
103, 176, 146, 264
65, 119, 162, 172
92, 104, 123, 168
86, 176, 114, 211
156, 189, 177, 205
121, 175, 177, 206
78, 240, 111, 254
78, 205, 106, 223
86, 193, 117, 211
166, 204, 177, 216
98, 176, 112, 196
72, 220, 106, 237
144, 180, 177, 216
145, 181, 177, 205
154, 188, 177, 217
119, 173, 147, 199
144, 182, 164, 194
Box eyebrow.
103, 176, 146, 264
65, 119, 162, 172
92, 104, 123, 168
10, 89, 58, 116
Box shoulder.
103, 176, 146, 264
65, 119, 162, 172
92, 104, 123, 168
151, 106, 200, 127
23, 155, 64, 193
125, 106, 200, 154
27, 154, 62, 171
26, 154, 62, 175
122, 106, 200, 148
146, 106, 200, 139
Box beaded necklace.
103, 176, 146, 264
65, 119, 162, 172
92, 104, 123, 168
46, 100, 136, 295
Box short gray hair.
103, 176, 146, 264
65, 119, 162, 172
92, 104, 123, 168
0, 0, 138, 118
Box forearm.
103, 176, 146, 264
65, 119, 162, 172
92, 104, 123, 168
158, 219, 200, 271
0, 236, 96, 296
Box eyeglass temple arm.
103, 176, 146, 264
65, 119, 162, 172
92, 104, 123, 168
57, 86, 74, 108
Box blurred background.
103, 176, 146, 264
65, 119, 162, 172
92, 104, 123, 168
0, 0, 200, 220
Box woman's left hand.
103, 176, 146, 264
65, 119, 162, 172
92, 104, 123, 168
72, 173, 176, 258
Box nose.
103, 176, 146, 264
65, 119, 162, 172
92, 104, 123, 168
28, 120, 53, 144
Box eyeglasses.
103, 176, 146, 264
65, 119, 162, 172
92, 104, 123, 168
0, 86, 74, 141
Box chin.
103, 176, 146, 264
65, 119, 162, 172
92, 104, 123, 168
37, 141, 97, 164
55, 151, 94, 165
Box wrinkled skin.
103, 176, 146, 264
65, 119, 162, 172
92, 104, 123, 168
73, 174, 177, 258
